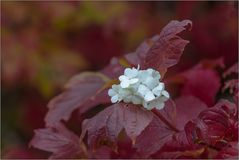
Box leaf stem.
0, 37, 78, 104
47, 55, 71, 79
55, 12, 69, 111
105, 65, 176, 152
152, 108, 179, 132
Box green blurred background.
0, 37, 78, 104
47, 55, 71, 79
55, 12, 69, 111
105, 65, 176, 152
1, 1, 237, 158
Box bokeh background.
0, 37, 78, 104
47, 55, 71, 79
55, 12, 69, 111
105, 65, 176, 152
1, 1, 238, 158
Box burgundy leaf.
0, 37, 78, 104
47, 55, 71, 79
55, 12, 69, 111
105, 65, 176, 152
185, 99, 238, 149
153, 138, 206, 159
174, 96, 207, 131
223, 79, 238, 103
114, 138, 137, 158
133, 99, 192, 158
223, 63, 238, 103
80, 103, 153, 150
131, 96, 206, 158
193, 57, 225, 70
125, 20, 192, 77
30, 123, 85, 159
149, 96, 208, 158
156, 99, 177, 129
215, 142, 238, 159
181, 67, 221, 106
77, 90, 109, 114
162, 132, 205, 159
89, 146, 112, 159
134, 115, 174, 158
101, 57, 125, 79
153, 148, 206, 159
223, 63, 238, 78
45, 72, 110, 126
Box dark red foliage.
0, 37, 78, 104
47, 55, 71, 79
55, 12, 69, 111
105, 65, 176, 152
178, 2, 238, 66
30, 123, 85, 159
100, 57, 125, 79
134, 113, 175, 158
180, 66, 221, 106
223, 63, 238, 104
80, 103, 153, 150
223, 63, 238, 77
30, 19, 238, 159
152, 131, 206, 159
215, 142, 238, 159
68, 25, 123, 70
185, 100, 238, 150
125, 20, 192, 77
172, 96, 207, 131
45, 72, 110, 126
3, 146, 47, 159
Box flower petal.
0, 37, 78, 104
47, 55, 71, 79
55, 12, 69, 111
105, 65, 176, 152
152, 83, 165, 96
112, 84, 119, 90
123, 95, 132, 103
156, 103, 165, 110
119, 75, 128, 81
162, 90, 170, 98
108, 89, 117, 96
118, 88, 131, 96
129, 78, 139, 84
153, 71, 161, 80
146, 68, 154, 75
138, 84, 150, 97
125, 68, 138, 78
144, 77, 158, 89
143, 101, 154, 110
131, 95, 142, 105
144, 91, 155, 102
111, 95, 119, 103
120, 80, 130, 88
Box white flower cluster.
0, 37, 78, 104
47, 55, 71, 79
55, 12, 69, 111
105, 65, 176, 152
108, 66, 170, 110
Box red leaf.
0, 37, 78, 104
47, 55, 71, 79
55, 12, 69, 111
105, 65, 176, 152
150, 127, 208, 159
181, 67, 221, 106
215, 142, 238, 159
153, 99, 177, 131
3, 146, 46, 159
174, 96, 207, 131
125, 20, 192, 77
134, 114, 175, 158
223, 79, 238, 103
192, 57, 225, 70
80, 103, 153, 150
30, 123, 85, 159
185, 99, 238, 149
134, 96, 206, 158
223, 63, 238, 103
101, 57, 125, 79
84, 96, 206, 158
77, 90, 109, 114
89, 146, 112, 159
45, 72, 110, 126
223, 63, 238, 77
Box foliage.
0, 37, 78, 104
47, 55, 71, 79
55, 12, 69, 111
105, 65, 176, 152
2, 2, 237, 159
30, 20, 238, 159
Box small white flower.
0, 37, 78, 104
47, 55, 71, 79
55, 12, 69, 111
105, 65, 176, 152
137, 84, 150, 97
124, 67, 139, 78
131, 95, 142, 105
162, 90, 170, 98
119, 75, 139, 88
152, 82, 164, 96
144, 91, 156, 102
143, 77, 158, 89
108, 66, 170, 110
